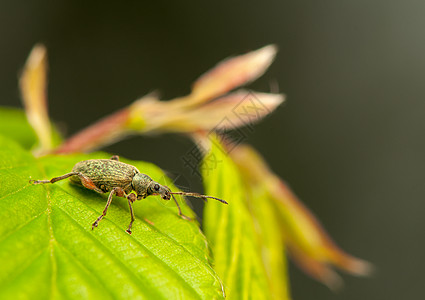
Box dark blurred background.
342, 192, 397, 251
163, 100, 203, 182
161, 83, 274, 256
1, 1, 424, 299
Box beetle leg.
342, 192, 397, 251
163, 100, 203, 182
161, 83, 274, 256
126, 193, 137, 234
110, 155, 119, 161
171, 194, 191, 220
92, 187, 124, 230
30, 172, 80, 184
30, 172, 104, 194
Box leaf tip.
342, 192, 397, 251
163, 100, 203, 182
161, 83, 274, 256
254, 44, 278, 67
340, 256, 374, 277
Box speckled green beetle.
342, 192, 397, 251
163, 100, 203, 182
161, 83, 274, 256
30, 155, 227, 234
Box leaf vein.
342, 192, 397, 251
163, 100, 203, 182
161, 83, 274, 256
54, 242, 115, 299
54, 184, 216, 298
0, 210, 46, 244
0, 248, 47, 289
54, 205, 165, 299
0, 183, 32, 202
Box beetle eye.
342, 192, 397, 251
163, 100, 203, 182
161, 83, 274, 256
154, 184, 160, 191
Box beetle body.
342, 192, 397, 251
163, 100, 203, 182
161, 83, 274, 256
30, 155, 227, 234
71, 159, 138, 194
71, 158, 170, 200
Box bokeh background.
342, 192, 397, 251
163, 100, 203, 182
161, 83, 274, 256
1, 1, 424, 299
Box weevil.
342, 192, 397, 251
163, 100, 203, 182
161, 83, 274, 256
30, 155, 227, 234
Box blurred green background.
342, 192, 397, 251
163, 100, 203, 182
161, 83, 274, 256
1, 1, 424, 299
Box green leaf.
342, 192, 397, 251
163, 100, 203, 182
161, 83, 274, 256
202, 141, 270, 299
0, 107, 62, 151
202, 138, 290, 300
246, 185, 290, 299
0, 135, 224, 300
0, 107, 38, 149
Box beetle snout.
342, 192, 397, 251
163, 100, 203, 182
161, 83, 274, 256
160, 189, 171, 200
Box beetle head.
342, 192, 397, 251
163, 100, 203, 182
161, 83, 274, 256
132, 173, 172, 200
147, 181, 172, 200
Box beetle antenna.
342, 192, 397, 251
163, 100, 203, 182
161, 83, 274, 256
170, 192, 228, 204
